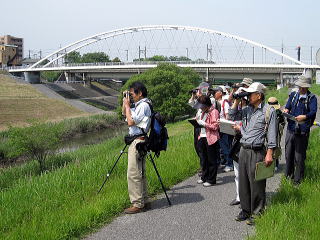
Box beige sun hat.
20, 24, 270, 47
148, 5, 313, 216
267, 97, 281, 109
242, 82, 266, 93
295, 75, 311, 88
241, 78, 253, 87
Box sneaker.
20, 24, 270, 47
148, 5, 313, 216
197, 179, 204, 184
235, 210, 250, 221
229, 199, 240, 206
223, 166, 233, 172
203, 182, 214, 187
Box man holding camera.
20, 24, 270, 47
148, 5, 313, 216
283, 75, 317, 185
229, 82, 277, 225
122, 81, 152, 214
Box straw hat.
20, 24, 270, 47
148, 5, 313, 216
267, 97, 281, 109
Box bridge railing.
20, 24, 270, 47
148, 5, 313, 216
4, 60, 217, 71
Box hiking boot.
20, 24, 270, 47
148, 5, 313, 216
235, 211, 250, 221
229, 199, 240, 206
124, 206, 143, 214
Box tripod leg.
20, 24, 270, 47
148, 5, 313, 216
148, 154, 172, 206
97, 144, 128, 194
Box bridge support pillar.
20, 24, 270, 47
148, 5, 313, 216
24, 71, 41, 84
64, 71, 69, 83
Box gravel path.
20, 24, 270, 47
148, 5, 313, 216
85, 96, 320, 240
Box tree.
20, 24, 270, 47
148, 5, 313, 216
112, 57, 121, 62
81, 52, 110, 63
120, 63, 201, 122
65, 51, 81, 63
147, 55, 168, 61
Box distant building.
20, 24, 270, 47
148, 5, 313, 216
0, 44, 19, 66
0, 35, 23, 64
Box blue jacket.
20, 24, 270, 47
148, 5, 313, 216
285, 91, 317, 133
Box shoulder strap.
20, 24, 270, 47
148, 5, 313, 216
144, 101, 154, 113
305, 93, 315, 110
264, 105, 274, 124
290, 91, 299, 108
221, 99, 230, 118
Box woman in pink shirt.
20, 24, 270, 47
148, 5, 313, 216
195, 95, 220, 186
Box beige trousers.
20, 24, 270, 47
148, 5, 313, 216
127, 138, 148, 208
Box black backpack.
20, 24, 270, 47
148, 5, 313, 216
146, 103, 169, 157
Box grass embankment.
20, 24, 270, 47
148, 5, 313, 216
0, 121, 198, 239
265, 86, 289, 105
0, 74, 86, 130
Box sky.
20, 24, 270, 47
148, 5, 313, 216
1, 0, 319, 62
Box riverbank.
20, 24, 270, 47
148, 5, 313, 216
0, 121, 199, 239
0, 114, 124, 167
0, 73, 88, 130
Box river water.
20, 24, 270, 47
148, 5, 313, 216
58, 126, 127, 153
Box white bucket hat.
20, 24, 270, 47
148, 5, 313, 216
295, 75, 311, 88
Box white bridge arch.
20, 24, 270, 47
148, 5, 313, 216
30, 25, 306, 69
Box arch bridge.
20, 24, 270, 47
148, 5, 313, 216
8, 25, 320, 86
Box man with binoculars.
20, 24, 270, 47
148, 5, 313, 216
122, 81, 152, 214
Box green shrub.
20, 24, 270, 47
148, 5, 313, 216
119, 63, 201, 122
7, 123, 63, 171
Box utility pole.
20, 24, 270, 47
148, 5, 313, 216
281, 41, 284, 63
206, 44, 212, 61
252, 47, 255, 64
125, 50, 128, 62
144, 46, 146, 59
139, 46, 141, 61
138, 46, 146, 61
297, 46, 301, 61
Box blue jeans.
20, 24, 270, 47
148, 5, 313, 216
219, 133, 234, 168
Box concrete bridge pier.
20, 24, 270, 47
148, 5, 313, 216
24, 71, 41, 83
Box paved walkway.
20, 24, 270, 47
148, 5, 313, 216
85, 96, 320, 240
32, 84, 113, 114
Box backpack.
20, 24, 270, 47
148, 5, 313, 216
265, 105, 285, 160
145, 102, 169, 157
290, 91, 316, 126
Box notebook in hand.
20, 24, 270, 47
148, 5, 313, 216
255, 160, 275, 181
188, 119, 201, 128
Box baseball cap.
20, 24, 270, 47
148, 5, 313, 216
242, 82, 266, 93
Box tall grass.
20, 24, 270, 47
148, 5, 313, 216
265, 86, 289, 106
251, 121, 320, 239
0, 114, 122, 161
0, 121, 198, 239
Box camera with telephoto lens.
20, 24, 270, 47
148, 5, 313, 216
189, 89, 197, 94
232, 91, 251, 99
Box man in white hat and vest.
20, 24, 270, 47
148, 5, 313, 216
283, 75, 317, 185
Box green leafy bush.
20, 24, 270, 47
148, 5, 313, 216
120, 63, 201, 122
7, 123, 63, 171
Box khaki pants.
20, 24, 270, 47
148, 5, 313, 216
127, 138, 148, 208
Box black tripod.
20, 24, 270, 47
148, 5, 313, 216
98, 144, 172, 206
